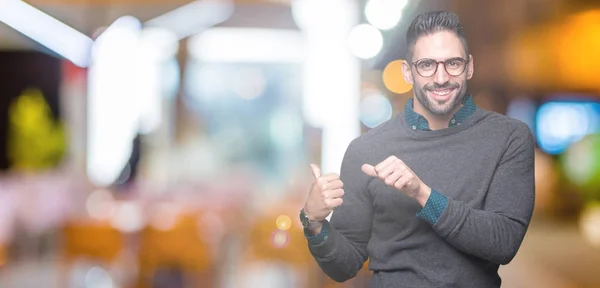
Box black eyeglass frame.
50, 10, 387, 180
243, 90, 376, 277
410, 57, 470, 77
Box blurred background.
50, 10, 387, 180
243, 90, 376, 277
0, 0, 599, 287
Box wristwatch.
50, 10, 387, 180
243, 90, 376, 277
299, 209, 321, 229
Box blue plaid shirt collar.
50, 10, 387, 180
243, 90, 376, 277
404, 95, 476, 131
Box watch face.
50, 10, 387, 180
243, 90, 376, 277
299, 210, 309, 227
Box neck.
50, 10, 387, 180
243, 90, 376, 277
413, 99, 462, 130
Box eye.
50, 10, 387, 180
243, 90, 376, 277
446, 59, 464, 68
417, 60, 435, 70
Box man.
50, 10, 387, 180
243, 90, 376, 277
299, 11, 535, 287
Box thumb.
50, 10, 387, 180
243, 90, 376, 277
310, 164, 321, 179
361, 164, 378, 177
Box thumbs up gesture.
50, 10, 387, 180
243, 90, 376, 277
303, 164, 345, 222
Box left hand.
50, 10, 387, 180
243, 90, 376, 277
361, 156, 430, 201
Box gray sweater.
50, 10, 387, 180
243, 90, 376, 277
308, 107, 535, 287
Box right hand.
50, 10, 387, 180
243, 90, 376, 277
303, 164, 345, 222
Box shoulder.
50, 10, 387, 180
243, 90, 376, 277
476, 109, 534, 158
478, 109, 533, 141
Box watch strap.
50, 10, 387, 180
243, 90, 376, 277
300, 209, 320, 229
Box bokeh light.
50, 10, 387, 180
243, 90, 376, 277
149, 202, 180, 231
85, 266, 114, 288
86, 189, 115, 220
275, 215, 292, 231
347, 24, 383, 59
364, 0, 407, 30
562, 134, 600, 192
536, 102, 600, 155
109, 201, 144, 233
271, 229, 290, 249
580, 202, 600, 248
382, 59, 413, 94
360, 93, 393, 128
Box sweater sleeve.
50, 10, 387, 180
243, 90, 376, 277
416, 189, 448, 225
429, 124, 535, 265
307, 142, 373, 282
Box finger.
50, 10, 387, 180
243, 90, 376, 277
375, 156, 397, 173
321, 179, 343, 191
377, 161, 401, 179
324, 189, 344, 199
325, 197, 343, 209
384, 170, 403, 186
361, 164, 378, 177
394, 177, 410, 190
319, 173, 340, 182
310, 164, 321, 179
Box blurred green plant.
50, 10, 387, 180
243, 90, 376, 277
7, 88, 66, 171
560, 133, 600, 202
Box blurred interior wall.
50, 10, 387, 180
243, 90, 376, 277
0, 51, 61, 170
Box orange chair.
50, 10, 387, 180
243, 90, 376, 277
238, 209, 320, 288
0, 244, 6, 268
136, 213, 215, 288
60, 220, 124, 286
250, 218, 313, 264
62, 220, 123, 262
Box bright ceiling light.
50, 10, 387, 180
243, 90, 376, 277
145, 0, 233, 40
347, 24, 383, 59
0, 0, 93, 67
364, 0, 407, 30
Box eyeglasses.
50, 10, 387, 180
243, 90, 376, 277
411, 57, 469, 77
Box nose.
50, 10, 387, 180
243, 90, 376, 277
433, 62, 450, 85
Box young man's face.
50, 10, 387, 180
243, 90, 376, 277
402, 30, 474, 117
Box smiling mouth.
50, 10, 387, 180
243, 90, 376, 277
430, 89, 453, 96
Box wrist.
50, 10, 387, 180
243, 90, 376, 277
415, 184, 431, 207
306, 222, 323, 235
305, 221, 328, 245
300, 208, 322, 229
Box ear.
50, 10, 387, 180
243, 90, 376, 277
467, 55, 474, 80
401, 60, 414, 85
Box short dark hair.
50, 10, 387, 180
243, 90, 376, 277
405, 11, 469, 61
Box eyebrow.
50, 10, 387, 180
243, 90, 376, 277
413, 56, 466, 62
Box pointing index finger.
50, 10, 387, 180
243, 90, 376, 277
361, 164, 378, 177
375, 156, 397, 173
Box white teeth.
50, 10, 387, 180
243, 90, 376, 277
431, 90, 450, 96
